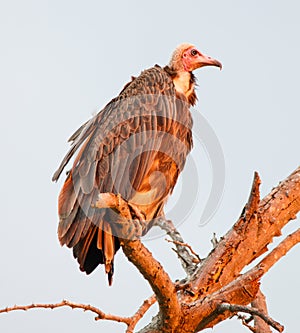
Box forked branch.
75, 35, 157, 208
0, 296, 157, 333
218, 303, 284, 332
0, 300, 130, 324
156, 218, 199, 276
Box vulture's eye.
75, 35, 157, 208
190, 49, 198, 56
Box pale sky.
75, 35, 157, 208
0, 1, 299, 332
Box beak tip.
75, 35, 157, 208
217, 61, 223, 71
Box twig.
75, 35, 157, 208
210, 232, 219, 248
236, 314, 256, 332
0, 299, 130, 325
165, 238, 201, 263
218, 303, 284, 332
126, 295, 157, 333
155, 218, 199, 276
0, 296, 157, 332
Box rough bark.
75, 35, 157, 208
122, 240, 181, 331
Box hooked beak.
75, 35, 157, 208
197, 54, 222, 70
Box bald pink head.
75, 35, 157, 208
169, 43, 222, 72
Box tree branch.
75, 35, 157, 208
165, 239, 201, 263
258, 228, 300, 274
95, 193, 182, 331
251, 289, 272, 333
126, 295, 157, 333
236, 314, 257, 332
155, 218, 199, 276
122, 239, 181, 331
0, 300, 131, 325
0, 296, 157, 333
193, 224, 300, 331
188, 171, 262, 297
217, 303, 284, 332
189, 168, 300, 298
194, 267, 264, 331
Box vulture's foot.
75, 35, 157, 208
93, 192, 146, 240
114, 194, 146, 239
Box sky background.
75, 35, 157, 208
0, 1, 299, 332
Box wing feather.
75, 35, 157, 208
53, 65, 193, 282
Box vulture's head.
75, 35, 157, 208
169, 43, 222, 73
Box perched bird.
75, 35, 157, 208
52, 43, 221, 285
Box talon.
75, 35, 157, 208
117, 193, 122, 207
128, 202, 146, 221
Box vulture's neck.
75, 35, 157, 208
164, 66, 197, 106
173, 71, 193, 96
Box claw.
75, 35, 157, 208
93, 192, 146, 240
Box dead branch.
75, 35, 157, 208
0, 300, 130, 325
126, 295, 156, 333
188, 171, 262, 297
192, 216, 300, 329
251, 289, 272, 333
194, 267, 264, 331
2, 167, 300, 333
189, 168, 300, 298
258, 228, 300, 273
155, 218, 199, 276
0, 296, 157, 333
217, 303, 284, 332
236, 314, 257, 332
165, 238, 201, 263
122, 239, 181, 331
210, 232, 219, 248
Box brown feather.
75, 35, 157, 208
103, 222, 115, 267
97, 221, 104, 250
53, 64, 194, 284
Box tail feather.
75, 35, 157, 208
70, 220, 119, 284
